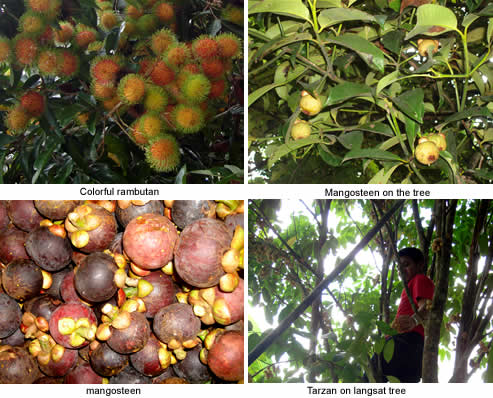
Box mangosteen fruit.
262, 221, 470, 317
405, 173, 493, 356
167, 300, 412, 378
0, 293, 22, 338
116, 200, 164, 228
6, 200, 44, 232
107, 311, 150, 354
0, 227, 30, 264
170, 200, 216, 229
89, 342, 128, 377
0, 346, 39, 383
34, 200, 80, 220
206, 331, 243, 382
74, 252, 118, 302
25, 226, 73, 272
49, 303, 97, 349
2, 259, 43, 301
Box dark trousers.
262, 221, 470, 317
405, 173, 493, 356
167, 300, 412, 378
365, 332, 424, 383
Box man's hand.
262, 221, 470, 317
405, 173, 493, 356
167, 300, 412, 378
391, 315, 416, 333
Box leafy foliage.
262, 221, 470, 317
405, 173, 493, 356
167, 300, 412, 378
249, 199, 493, 382
0, 0, 244, 183
248, 0, 493, 183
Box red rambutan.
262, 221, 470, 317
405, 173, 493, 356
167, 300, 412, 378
19, 91, 45, 117
13, 35, 38, 66
192, 35, 219, 60
90, 56, 121, 84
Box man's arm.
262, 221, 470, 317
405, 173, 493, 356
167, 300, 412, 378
392, 298, 430, 333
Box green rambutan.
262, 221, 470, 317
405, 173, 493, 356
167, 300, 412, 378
74, 25, 98, 48
123, 18, 138, 37
91, 80, 117, 100
55, 22, 74, 44
100, 10, 119, 31
19, 90, 45, 117
145, 134, 180, 172
209, 78, 226, 99
173, 104, 204, 134
138, 112, 165, 139
215, 33, 241, 58
153, 1, 175, 23
87, 41, 104, 52
150, 28, 176, 56
13, 35, 39, 66
0, 36, 11, 64
165, 43, 191, 69
136, 14, 159, 36
200, 58, 225, 79
192, 35, 220, 60
117, 73, 146, 105
149, 59, 175, 86
5, 105, 30, 133
57, 50, 79, 78
143, 85, 168, 112
36, 48, 60, 76
90, 56, 121, 84
18, 11, 46, 36
180, 73, 211, 104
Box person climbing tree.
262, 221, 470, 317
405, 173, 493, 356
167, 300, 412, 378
365, 247, 435, 383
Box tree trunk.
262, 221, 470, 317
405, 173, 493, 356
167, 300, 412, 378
422, 200, 458, 382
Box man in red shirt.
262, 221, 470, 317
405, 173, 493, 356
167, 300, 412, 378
366, 247, 435, 382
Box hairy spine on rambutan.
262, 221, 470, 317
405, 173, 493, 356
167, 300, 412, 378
145, 134, 180, 172
117, 74, 147, 105
164, 43, 191, 69
209, 78, 227, 99
173, 104, 204, 134
90, 56, 121, 84
153, 1, 175, 23
25, 0, 61, 17
55, 22, 74, 44
13, 35, 38, 66
74, 25, 98, 48
138, 112, 165, 139
149, 59, 175, 87
192, 35, 220, 60
180, 73, 211, 104
130, 120, 149, 146
143, 85, 168, 112
57, 50, 79, 78
0, 36, 11, 64
36, 47, 61, 76
4, 105, 31, 133
18, 11, 46, 36
91, 80, 117, 100
99, 10, 119, 31
19, 91, 45, 117
136, 14, 159, 36
200, 58, 225, 79
126, 4, 143, 19
150, 28, 176, 56
215, 33, 241, 58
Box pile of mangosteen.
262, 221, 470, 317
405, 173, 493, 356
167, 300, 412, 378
0, 200, 244, 384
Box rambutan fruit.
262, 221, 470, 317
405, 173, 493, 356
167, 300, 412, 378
102, 96, 121, 111
153, 1, 175, 23
25, 0, 60, 15
0, 36, 11, 64
209, 79, 227, 99
165, 43, 191, 69
19, 91, 45, 117
98, 1, 113, 10
74, 25, 98, 49
123, 18, 138, 37
126, 4, 143, 19
201, 58, 225, 79
36, 48, 61, 76
91, 80, 116, 100
18, 11, 46, 36
166, 82, 183, 103
180, 73, 211, 104
150, 28, 176, 56
143, 85, 168, 112
90, 56, 121, 84
117, 73, 146, 105
222, 5, 243, 26
215, 33, 241, 58
138, 112, 165, 139
136, 14, 159, 36
130, 121, 149, 146
192, 35, 220, 60
87, 41, 104, 52
39, 25, 54, 44
145, 134, 180, 172
100, 10, 119, 31
57, 50, 79, 78
5, 105, 30, 133
55, 22, 74, 44
149, 59, 175, 86
173, 104, 204, 134
13, 35, 38, 66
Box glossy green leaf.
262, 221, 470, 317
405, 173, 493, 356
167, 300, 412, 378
342, 148, 404, 163
318, 8, 376, 31
254, 33, 312, 63
381, 30, 405, 55
32, 138, 60, 184
274, 62, 307, 100
463, 13, 480, 29
383, 338, 395, 363
376, 71, 400, 95
0, 134, 17, 146
326, 82, 373, 105
367, 163, 402, 184
405, 4, 459, 39
317, 0, 343, 8
318, 145, 342, 166
327, 34, 386, 73
374, 337, 386, 354
438, 106, 492, 127
392, 88, 424, 123
248, 0, 311, 22
268, 135, 329, 168
175, 165, 187, 184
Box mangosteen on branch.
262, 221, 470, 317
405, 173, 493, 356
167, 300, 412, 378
116, 200, 164, 228
25, 225, 73, 272
170, 200, 216, 229
0, 293, 22, 338
74, 252, 118, 302
65, 203, 117, 253
2, 259, 43, 301
123, 213, 178, 270
174, 218, 232, 288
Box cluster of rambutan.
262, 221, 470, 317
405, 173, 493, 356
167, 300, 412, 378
4, 91, 46, 133
0, 0, 242, 173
